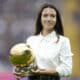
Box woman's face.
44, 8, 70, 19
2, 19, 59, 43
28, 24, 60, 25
41, 7, 57, 31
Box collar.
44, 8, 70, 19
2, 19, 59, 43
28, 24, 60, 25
39, 30, 58, 42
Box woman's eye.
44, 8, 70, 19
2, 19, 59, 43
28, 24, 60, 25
51, 14, 56, 17
42, 14, 56, 18
43, 14, 48, 17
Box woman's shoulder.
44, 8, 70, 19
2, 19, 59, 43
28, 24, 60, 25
59, 35, 70, 43
26, 35, 38, 42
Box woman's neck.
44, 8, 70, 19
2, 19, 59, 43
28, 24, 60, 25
41, 30, 54, 36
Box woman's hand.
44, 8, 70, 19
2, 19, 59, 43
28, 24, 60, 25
31, 68, 58, 75
13, 66, 34, 79
13, 66, 22, 79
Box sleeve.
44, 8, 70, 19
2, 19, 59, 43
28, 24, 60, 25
56, 38, 73, 77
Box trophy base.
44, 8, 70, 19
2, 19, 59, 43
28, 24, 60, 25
14, 63, 37, 79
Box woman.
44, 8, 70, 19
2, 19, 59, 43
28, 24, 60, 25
14, 3, 73, 80
26, 3, 73, 80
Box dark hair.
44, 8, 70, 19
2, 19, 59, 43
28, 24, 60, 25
35, 3, 64, 37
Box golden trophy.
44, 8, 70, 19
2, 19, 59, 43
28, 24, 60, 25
9, 43, 36, 80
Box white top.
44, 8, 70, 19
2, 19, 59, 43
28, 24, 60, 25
26, 31, 73, 77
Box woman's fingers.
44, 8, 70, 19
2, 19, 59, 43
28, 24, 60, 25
31, 69, 40, 74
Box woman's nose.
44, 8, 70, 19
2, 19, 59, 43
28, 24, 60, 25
47, 16, 51, 21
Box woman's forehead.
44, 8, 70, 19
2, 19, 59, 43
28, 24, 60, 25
42, 7, 56, 15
